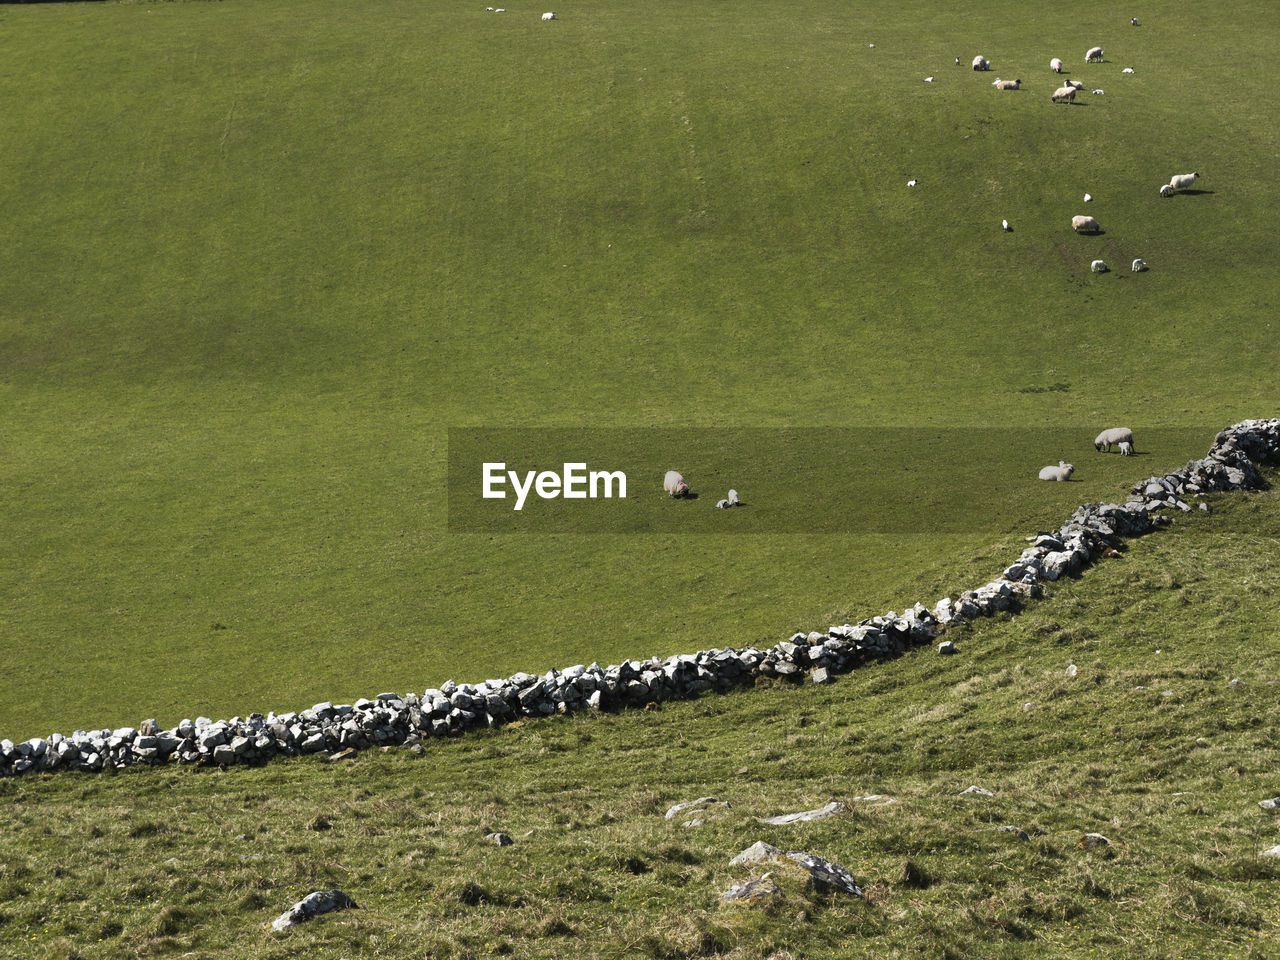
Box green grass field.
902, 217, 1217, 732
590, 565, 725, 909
2, 0, 1278, 740
2, 480, 1278, 959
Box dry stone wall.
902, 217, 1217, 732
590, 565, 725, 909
3, 418, 1277, 778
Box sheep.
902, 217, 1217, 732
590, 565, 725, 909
664, 470, 690, 497
1083, 193, 1093, 202
1159, 183, 1176, 197
907, 179, 917, 187
1094, 427, 1133, 452
716, 499, 730, 509
541, 11, 556, 19
1072, 214, 1101, 233
1052, 85, 1077, 102
727, 489, 740, 506
1039, 461, 1074, 481
993, 78, 1021, 90
1085, 46, 1104, 62
1050, 57, 1064, 73
1122, 67, 1134, 74
1091, 259, 1108, 273
1065, 80, 1085, 90
1118, 441, 1134, 456
973, 56, 990, 71
1168, 172, 1200, 192
1002, 219, 1011, 231
1092, 89, 1105, 95
1132, 258, 1147, 272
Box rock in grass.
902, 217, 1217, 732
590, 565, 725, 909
664, 797, 722, 821
1078, 833, 1111, 848
486, 832, 514, 846
720, 877, 782, 905
270, 890, 359, 932
960, 785, 994, 796
729, 841, 782, 867
1259, 797, 1280, 811
998, 825, 1030, 841
1261, 845, 1280, 858
780, 852, 863, 897
757, 801, 845, 825
938, 640, 956, 655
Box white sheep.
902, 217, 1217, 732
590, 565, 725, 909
1118, 441, 1134, 456
716, 499, 730, 509
1091, 259, 1108, 273
1072, 214, 1101, 233
1092, 89, 1105, 95
973, 56, 990, 71
1159, 183, 1175, 197
664, 470, 690, 497
1122, 67, 1134, 74
1131, 258, 1147, 272
1094, 427, 1134, 452
1002, 219, 1011, 231
1052, 85, 1077, 102
1086, 46, 1104, 62
1066, 80, 1085, 90
1168, 172, 1199, 191
1083, 193, 1093, 202
1039, 461, 1074, 481
541, 11, 556, 20
727, 489, 740, 506
1050, 57, 1064, 73
993, 78, 1021, 90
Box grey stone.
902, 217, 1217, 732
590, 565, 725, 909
270, 889, 359, 932
729, 841, 782, 867
938, 640, 956, 655
780, 851, 863, 897
720, 877, 782, 905
212, 744, 236, 765
998, 825, 1030, 841
961, 785, 994, 796
810, 667, 831, 684
757, 801, 845, 825
486, 832, 514, 846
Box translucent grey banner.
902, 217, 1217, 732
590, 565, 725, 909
447, 427, 1215, 533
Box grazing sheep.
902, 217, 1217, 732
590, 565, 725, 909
664, 470, 690, 497
1052, 85, 1077, 102
1091, 259, 1108, 273
1168, 172, 1199, 191
1132, 17, 1139, 26
1132, 258, 1147, 272
1086, 46, 1104, 62
1050, 57, 1064, 73
1072, 214, 1101, 233
541, 11, 556, 19
1039, 461, 1074, 481
993, 78, 1021, 90
1094, 427, 1134, 452
973, 56, 990, 71
1118, 441, 1134, 456
1159, 183, 1176, 197
1066, 79, 1085, 90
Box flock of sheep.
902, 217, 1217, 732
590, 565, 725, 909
1038, 428, 1135, 483
953, 32, 1206, 275
663, 470, 740, 509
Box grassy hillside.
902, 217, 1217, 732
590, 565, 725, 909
2, 479, 1278, 959
1, 0, 1278, 737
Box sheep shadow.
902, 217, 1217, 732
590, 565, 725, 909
1176, 189, 1214, 196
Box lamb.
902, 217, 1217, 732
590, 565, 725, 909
973, 56, 990, 71
1052, 85, 1077, 102
1159, 183, 1176, 197
1168, 172, 1199, 192
1131, 258, 1147, 272
993, 78, 1021, 90
1118, 441, 1134, 456
1065, 80, 1085, 89
541, 11, 556, 19
727, 489, 740, 506
1072, 214, 1101, 233
1039, 461, 1074, 481
1094, 427, 1134, 452
1091, 259, 1108, 273
1085, 46, 1104, 62
663, 470, 690, 497
1050, 57, 1064, 73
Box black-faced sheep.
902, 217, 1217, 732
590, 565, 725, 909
1168, 172, 1199, 191
993, 78, 1021, 90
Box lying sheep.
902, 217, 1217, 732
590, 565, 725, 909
1091, 259, 1108, 273
1118, 441, 1134, 456
973, 56, 990, 71
1094, 427, 1133, 452
1050, 57, 1064, 73
993, 78, 1021, 90
541, 11, 556, 20
1072, 214, 1101, 233
1066, 79, 1085, 90
1168, 172, 1199, 192
1086, 46, 1104, 62
1039, 461, 1074, 481
1052, 85, 1077, 102
663, 470, 690, 497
